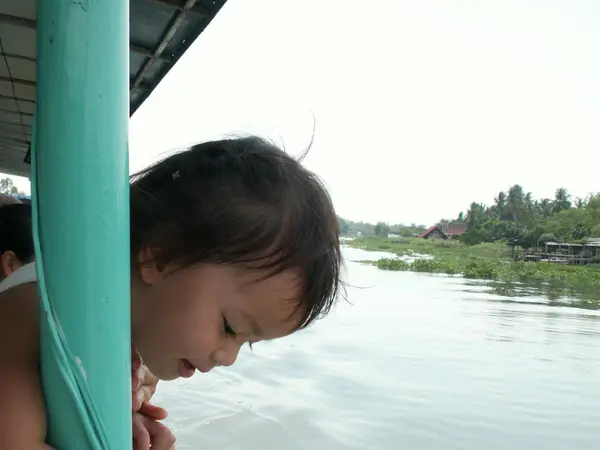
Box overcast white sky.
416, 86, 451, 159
6, 0, 600, 225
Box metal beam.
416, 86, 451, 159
0, 135, 30, 145
0, 52, 36, 63
0, 13, 36, 29
0, 125, 31, 137
131, 0, 198, 90
0, 75, 36, 87
130, 43, 174, 63
0, 94, 35, 104
0, 1, 211, 22
148, 0, 209, 17
1, 43, 172, 66
0, 120, 32, 128
6, 43, 179, 64
0, 108, 33, 117
0, 143, 27, 154
129, 77, 151, 89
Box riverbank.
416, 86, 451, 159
346, 237, 600, 303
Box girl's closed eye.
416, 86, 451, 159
223, 317, 236, 338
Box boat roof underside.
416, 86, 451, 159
0, 0, 227, 178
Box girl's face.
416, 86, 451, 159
131, 262, 304, 380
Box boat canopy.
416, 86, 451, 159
0, 0, 228, 178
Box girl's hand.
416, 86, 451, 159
131, 341, 174, 449
132, 342, 164, 413
133, 412, 175, 450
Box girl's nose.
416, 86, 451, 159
212, 343, 241, 367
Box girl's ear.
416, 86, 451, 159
137, 247, 162, 285
1, 251, 23, 278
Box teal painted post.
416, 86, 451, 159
35, 0, 131, 448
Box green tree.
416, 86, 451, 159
536, 198, 554, 218
462, 203, 488, 245
465, 202, 486, 229
338, 217, 350, 236
374, 222, 391, 237
571, 223, 589, 240
494, 191, 507, 220
506, 184, 525, 223
538, 232, 556, 244
455, 185, 600, 245
553, 187, 571, 213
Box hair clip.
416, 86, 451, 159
172, 170, 180, 180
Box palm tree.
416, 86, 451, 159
494, 191, 507, 219
506, 184, 525, 223
553, 188, 571, 213
466, 202, 486, 230
537, 198, 554, 218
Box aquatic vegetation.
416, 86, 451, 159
349, 237, 600, 303
349, 236, 508, 260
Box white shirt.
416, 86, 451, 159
0, 262, 37, 294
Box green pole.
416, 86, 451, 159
35, 0, 130, 448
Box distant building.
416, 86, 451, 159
419, 222, 467, 240
443, 223, 467, 239
419, 226, 447, 240
387, 233, 400, 238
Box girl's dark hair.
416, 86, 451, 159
130, 136, 343, 329
0, 203, 34, 262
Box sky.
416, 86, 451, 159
5, 0, 600, 225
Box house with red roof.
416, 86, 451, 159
419, 222, 467, 240
445, 223, 467, 239
419, 226, 447, 240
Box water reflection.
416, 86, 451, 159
460, 278, 600, 310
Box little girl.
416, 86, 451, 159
0, 136, 343, 449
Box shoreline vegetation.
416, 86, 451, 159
339, 185, 600, 306
346, 237, 600, 305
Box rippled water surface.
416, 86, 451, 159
155, 247, 600, 449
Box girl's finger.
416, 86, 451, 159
139, 401, 168, 420
142, 368, 159, 386
139, 384, 155, 404
132, 342, 143, 391
132, 413, 151, 450
134, 375, 157, 411
142, 415, 176, 450
133, 390, 143, 412
132, 342, 143, 371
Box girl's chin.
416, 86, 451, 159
145, 360, 180, 381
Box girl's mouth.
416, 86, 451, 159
179, 359, 196, 378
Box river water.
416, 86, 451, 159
155, 247, 600, 449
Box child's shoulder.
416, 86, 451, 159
0, 262, 40, 357
0, 262, 37, 295
0, 280, 39, 353
0, 281, 48, 448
